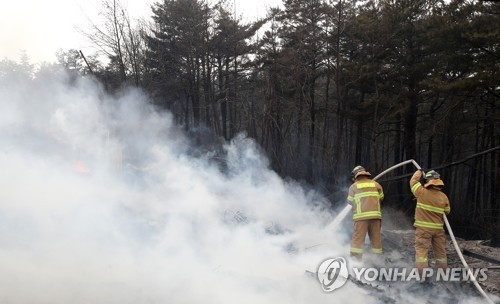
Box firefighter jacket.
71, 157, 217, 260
410, 171, 450, 230
347, 177, 384, 221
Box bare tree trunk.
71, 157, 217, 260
192, 57, 201, 127
308, 63, 316, 181
112, 0, 127, 82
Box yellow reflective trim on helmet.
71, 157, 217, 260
417, 202, 445, 214
352, 166, 364, 172
357, 182, 376, 189
414, 220, 443, 229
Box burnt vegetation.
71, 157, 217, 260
6, 0, 499, 242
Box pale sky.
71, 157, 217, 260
0, 0, 278, 64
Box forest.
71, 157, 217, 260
2, 0, 499, 242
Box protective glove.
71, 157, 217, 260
419, 169, 426, 185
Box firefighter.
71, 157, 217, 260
410, 170, 450, 271
347, 165, 384, 259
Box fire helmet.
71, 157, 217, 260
423, 170, 444, 188
351, 165, 371, 180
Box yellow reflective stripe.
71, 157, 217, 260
353, 211, 382, 219
379, 192, 384, 200
435, 258, 447, 262
411, 183, 422, 194
357, 182, 376, 189
444, 206, 450, 214
371, 248, 382, 254
355, 197, 362, 214
414, 220, 443, 229
350, 247, 364, 253
347, 196, 354, 202
416, 257, 428, 263
416, 202, 445, 214
353, 190, 383, 219
353, 191, 380, 199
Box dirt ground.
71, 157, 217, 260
383, 230, 500, 299
447, 240, 500, 298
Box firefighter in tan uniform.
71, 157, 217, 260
347, 166, 384, 259
410, 170, 450, 271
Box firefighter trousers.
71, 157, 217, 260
350, 219, 382, 258
415, 228, 447, 270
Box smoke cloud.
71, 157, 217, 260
0, 68, 353, 303
0, 67, 490, 304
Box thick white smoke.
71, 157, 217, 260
1, 66, 491, 304
0, 67, 361, 303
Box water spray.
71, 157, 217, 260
325, 159, 495, 304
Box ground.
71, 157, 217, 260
383, 230, 500, 300
447, 240, 500, 297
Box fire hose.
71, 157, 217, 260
327, 160, 495, 304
